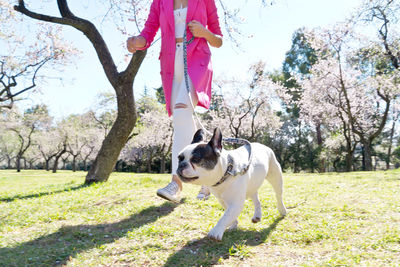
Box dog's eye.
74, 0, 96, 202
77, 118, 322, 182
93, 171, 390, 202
191, 156, 201, 164
178, 155, 184, 162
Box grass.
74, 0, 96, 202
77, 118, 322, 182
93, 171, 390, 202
0, 169, 399, 266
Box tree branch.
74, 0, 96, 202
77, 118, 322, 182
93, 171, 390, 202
14, 0, 119, 87
57, 0, 75, 18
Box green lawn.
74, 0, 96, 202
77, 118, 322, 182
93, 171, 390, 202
0, 169, 399, 266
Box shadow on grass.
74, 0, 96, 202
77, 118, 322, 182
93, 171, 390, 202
0, 202, 178, 266
164, 216, 284, 266
0, 184, 89, 203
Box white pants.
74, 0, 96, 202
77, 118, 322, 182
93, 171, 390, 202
171, 43, 198, 175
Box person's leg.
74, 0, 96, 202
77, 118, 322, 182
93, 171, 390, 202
156, 94, 196, 202
173, 81, 210, 200
156, 43, 209, 202
157, 43, 191, 202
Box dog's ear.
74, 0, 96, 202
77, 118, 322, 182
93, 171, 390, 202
208, 128, 222, 156
191, 129, 206, 144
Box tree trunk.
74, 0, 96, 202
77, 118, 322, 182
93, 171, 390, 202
45, 159, 50, 171
363, 141, 373, 171
53, 143, 67, 173
333, 157, 340, 172
83, 160, 87, 171
386, 120, 396, 170
316, 123, 325, 172
52, 156, 61, 173
53, 151, 67, 173
7, 157, 11, 169
85, 83, 141, 183
344, 138, 355, 172
72, 155, 77, 172
345, 151, 353, 172
147, 150, 153, 173
16, 155, 21, 172
160, 154, 166, 173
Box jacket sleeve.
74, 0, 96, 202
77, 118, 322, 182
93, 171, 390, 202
206, 0, 223, 37
137, 0, 160, 50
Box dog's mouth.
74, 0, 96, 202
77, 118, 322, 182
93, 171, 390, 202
177, 169, 199, 182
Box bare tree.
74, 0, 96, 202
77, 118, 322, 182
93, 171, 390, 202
14, 0, 146, 183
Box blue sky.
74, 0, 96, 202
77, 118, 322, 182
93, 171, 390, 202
19, 0, 363, 118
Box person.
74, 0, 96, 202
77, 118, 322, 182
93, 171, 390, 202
127, 0, 223, 203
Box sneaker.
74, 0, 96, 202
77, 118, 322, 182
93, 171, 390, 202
157, 181, 181, 203
197, 185, 210, 200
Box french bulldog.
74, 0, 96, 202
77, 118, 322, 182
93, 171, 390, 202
177, 128, 287, 241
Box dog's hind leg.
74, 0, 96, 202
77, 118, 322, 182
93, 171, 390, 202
266, 151, 287, 216
251, 192, 262, 223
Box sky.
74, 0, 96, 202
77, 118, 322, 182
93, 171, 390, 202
16, 0, 364, 119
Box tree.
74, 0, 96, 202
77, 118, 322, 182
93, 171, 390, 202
279, 28, 323, 172
52, 133, 68, 173
356, 0, 400, 70
0, 1, 75, 109
24, 143, 42, 169
135, 109, 172, 173
14, 0, 146, 183
207, 62, 282, 144
381, 99, 400, 169
301, 24, 399, 171
1, 105, 51, 172
36, 129, 63, 171
0, 130, 18, 169
122, 97, 172, 173
354, 0, 400, 169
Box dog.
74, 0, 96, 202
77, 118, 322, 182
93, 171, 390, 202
177, 128, 287, 241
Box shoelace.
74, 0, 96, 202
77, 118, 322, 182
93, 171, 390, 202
164, 181, 179, 194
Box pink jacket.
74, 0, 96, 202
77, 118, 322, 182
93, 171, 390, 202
138, 0, 222, 116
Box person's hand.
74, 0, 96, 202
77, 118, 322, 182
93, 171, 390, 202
127, 36, 137, 53
188, 20, 208, 38
127, 36, 146, 53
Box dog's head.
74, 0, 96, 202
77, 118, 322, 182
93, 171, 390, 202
177, 128, 224, 186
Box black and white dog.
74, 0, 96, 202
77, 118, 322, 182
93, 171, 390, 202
177, 128, 287, 241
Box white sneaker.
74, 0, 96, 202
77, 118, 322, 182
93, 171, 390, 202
157, 181, 181, 203
197, 185, 210, 200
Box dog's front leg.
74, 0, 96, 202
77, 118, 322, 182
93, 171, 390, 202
207, 201, 244, 241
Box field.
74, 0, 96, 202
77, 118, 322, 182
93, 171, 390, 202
0, 169, 399, 266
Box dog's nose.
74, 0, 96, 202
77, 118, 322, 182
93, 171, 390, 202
178, 161, 188, 170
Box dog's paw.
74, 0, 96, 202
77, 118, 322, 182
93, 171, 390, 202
278, 206, 287, 217
227, 220, 238, 230
251, 216, 261, 223
207, 227, 224, 241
